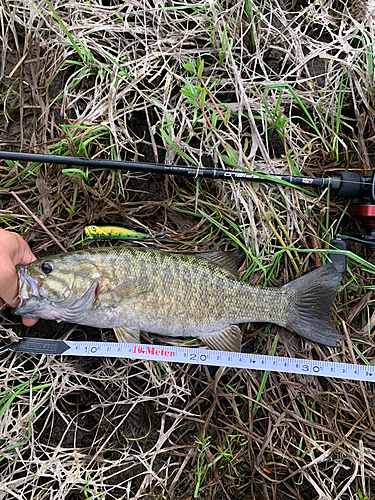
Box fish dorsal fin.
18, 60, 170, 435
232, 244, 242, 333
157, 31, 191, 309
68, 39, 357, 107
197, 250, 244, 276
114, 326, 140, 343
102, 276, 152, 307
203, 325, 242, 352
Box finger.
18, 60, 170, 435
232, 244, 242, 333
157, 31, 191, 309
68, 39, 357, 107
22, 317, 39, 327
0, 231, 36, 309
0, 266, 20, 308
13, 235, 36, 266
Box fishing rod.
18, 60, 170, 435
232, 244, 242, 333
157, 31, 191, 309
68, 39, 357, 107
0, 149, 373, 196
0, 150, 374, 251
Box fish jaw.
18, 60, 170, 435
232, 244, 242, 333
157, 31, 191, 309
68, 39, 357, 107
13, 265, 65, 321
13, 298, 68, 321
16, 264, 40, 307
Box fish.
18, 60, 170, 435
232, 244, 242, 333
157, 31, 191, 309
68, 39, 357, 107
12, 247, 342, 352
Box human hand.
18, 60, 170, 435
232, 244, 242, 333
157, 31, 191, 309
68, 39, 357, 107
0, 229, 38, 327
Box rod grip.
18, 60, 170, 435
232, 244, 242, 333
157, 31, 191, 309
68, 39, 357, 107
335, 172, 365, 198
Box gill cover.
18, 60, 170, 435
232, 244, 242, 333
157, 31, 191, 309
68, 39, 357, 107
53, 279, 101, 322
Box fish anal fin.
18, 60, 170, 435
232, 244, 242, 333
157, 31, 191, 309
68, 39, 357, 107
103, 276, 152, 307
203, 325, 242, 352
114, 326, 140, 343
197, 250, 244, 276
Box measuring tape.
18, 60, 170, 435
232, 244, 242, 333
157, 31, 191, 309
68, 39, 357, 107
4, 337, 375, 383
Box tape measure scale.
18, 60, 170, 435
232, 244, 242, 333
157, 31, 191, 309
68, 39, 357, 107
5, 338, 375, 383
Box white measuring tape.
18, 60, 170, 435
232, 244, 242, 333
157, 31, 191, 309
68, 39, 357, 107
4, 337, 375, 383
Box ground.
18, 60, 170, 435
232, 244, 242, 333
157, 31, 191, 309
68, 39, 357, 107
0, 0, 375, 499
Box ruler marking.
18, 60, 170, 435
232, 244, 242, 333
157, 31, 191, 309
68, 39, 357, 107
5, 338, 375, 382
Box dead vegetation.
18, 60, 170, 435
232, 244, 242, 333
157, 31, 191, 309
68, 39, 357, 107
0, 0, 375, 498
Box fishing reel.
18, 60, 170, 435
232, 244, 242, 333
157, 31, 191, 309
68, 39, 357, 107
331, 170, 375, 250
335, 203, 375, 251
327, 171, 375, 272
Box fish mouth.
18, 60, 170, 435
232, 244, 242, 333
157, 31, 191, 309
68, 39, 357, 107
12, 265, 43, 315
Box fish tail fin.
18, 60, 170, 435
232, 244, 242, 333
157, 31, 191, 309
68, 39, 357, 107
282, 264, 342, 346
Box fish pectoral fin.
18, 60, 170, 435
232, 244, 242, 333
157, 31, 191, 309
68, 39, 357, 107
197, 251, 244, 277
203, 325, 242, 352
104, 276, 152, 307
114, 326, 140, 343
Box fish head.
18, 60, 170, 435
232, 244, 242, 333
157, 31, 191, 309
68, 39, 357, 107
13, 254, 102, 323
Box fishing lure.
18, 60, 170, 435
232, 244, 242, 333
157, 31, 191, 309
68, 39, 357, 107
84, 225, 149, 240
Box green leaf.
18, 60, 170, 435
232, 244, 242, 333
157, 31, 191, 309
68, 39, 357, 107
219, 154, 238, 168
159, 128, 198, 165
182, 59, 196, 73
180, 89, 196, 99
199, 89, 207, 108
225, 143, 238, 163
45, 0, 86, 62
197, 58, 204, 78
211, 111, 218, 129
223, 107, 231, 124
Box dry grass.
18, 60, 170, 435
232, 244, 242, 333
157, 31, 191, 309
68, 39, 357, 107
1, 0, 375, 498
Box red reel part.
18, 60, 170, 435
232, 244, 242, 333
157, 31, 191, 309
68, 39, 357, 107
346, 203, 375, 251
351, 203, 375, 231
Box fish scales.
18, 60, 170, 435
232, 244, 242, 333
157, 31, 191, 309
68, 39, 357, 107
13, 247, 342, 351
87, 248, 286, 332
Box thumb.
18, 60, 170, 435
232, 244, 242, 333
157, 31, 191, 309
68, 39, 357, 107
13, 239, 36, 268
0, 264, 22, 308
0, 230, 36, 307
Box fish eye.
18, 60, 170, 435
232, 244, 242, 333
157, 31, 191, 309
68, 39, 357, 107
41, 262, 53, 274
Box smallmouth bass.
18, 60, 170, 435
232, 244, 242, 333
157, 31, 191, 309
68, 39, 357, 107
13, 247, 342, 351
